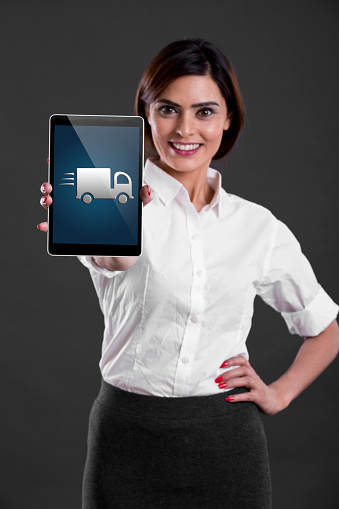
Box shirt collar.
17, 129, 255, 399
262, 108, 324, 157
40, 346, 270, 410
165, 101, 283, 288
144, 158, 183, 206
144, 158, 227, 218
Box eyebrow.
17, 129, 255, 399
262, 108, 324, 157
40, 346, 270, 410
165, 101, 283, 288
156, 99, 220, 108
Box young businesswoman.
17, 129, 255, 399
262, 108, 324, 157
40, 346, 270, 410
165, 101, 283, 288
38, 38, 339, 509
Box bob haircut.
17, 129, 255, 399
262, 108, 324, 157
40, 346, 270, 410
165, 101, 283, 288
135, 38, 245, 160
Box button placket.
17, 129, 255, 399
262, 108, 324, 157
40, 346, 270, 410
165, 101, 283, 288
174, 209, 207, 396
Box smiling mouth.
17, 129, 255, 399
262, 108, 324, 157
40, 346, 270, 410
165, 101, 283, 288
169, 142, 201, 151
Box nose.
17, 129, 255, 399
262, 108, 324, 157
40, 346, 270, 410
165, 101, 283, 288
175, 112, 196, 138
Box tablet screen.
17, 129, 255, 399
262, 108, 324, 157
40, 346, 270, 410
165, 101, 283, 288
48, 114, 144, 256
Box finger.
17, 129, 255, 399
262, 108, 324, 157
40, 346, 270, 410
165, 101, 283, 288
225, 393, 250, 403
37, 222, 48, 232
215, 359, 251, 384
215, 368, 245, 383
40, 195, 53, 209
221, 375, 254, 391
221, 366, 250, 382
215, 367, 248, 386
223, 356, 249, 368
140, 185, 153, 206
225, 391, 254, 403
41, 182, 52, 194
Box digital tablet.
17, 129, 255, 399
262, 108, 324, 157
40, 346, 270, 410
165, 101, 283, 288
47, 114, 144, 256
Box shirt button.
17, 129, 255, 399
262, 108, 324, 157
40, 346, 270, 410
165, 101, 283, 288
191, 315, 198, 323
182, 357, 190, 364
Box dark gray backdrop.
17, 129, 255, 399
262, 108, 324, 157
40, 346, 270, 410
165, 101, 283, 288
2, 0, 338, 507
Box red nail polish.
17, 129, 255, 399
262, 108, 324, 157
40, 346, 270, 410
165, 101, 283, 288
47, 157, 49, 163
214, 376, 223, 383
42, 196, 47, 203
37, 224, 40, 230
218, 383, 227, 389
219, 361, 228, 368
225, 396, 234, 402
147, 185, 151, 196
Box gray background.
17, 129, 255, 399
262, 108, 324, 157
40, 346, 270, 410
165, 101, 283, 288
2, 0, 338, 507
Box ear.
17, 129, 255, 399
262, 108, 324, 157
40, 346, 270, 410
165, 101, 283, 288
224, 111, 232, 131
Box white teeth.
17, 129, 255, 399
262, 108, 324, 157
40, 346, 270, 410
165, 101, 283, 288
172, 143, 200, 151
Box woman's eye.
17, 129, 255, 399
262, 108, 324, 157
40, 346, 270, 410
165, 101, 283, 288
198, 108, 214, 117
159, 106, 176, 114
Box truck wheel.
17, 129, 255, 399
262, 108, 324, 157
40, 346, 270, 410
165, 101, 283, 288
117, 194, 128, 204
82, 193, 93, 204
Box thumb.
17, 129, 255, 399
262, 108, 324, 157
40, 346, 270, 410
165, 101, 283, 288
140, 185, 153, 207
37, 222, 48, 232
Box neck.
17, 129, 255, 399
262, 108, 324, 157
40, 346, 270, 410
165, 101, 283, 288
151, 157, 215, 212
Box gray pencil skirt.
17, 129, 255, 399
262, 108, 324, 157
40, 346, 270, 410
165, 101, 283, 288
82, 379, 272, 509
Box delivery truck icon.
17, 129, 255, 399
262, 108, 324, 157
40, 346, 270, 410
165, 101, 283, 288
75, 168, 134, 204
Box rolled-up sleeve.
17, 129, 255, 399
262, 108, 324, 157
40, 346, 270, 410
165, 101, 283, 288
256, 219, 339, 337
77, 255, 122, 278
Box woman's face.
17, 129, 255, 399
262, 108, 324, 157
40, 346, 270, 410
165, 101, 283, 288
146, 74, 231, 176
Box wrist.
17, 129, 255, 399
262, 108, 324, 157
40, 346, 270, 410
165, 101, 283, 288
268, 382, 292, 413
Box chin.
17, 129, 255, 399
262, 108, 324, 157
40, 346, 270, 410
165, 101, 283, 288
163, 158, 200, 172
157, 150, 209, 172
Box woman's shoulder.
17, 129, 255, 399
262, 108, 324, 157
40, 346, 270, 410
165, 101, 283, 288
223, 190, 277, 225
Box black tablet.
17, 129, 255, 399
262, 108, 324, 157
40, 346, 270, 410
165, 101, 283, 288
47, 114, 144, 256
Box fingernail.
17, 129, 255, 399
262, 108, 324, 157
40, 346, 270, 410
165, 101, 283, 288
219, 361, 228, 368
147, 185, 151, 196
41, 184, 46, 193
218, 383, 227, 389
41, 196, 47, 204
214, 376, 223, 383
47, 157, 49, 163
37, 224, 41, 230
225, 396, 234, 402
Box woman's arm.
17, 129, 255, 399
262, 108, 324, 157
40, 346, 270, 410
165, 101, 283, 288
92, 256, 140, 272
269, 319, 339, 410
216, 319, 339, 415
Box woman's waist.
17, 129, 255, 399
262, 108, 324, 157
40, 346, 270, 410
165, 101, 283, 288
96, 378, 252, 421
100, 348, 248, 400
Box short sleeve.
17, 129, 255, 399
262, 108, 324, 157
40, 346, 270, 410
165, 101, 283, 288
77, 255, 122, 278
255, 219, 339, 337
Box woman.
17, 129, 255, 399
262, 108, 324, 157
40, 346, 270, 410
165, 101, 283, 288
38, 38, 339, 508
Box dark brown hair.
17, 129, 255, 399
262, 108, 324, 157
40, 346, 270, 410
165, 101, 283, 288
134, 38, 245, 160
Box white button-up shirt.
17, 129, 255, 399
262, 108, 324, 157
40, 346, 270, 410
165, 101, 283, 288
78, 158, 338, 397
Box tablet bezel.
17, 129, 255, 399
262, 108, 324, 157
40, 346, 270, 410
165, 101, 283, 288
47, 114, 144, 256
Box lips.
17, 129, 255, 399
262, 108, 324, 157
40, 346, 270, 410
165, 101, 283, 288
169, 141, 202, 156
170, 142, 201, 151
